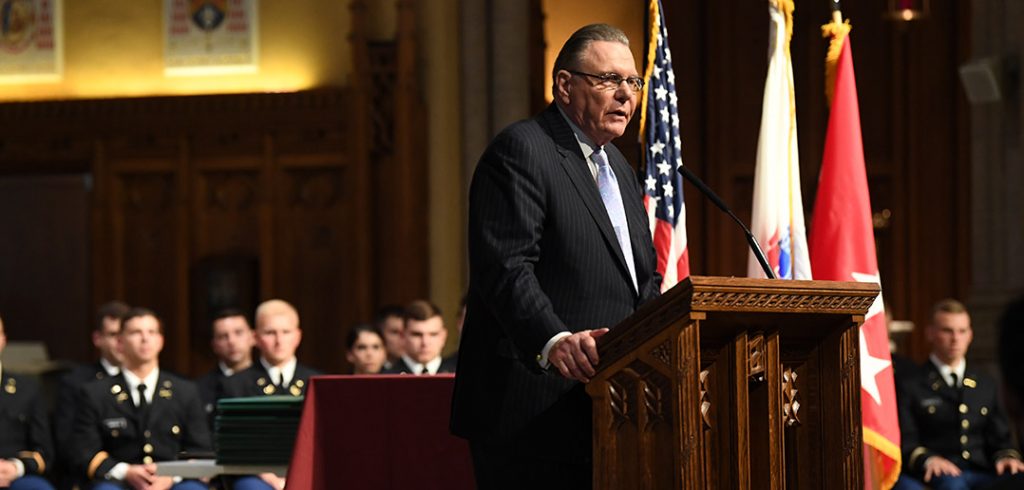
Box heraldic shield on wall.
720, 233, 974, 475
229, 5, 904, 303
165, 0, 258, 76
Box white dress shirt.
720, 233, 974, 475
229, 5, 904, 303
261, 357, 297, 387
218, 362, 236, 377
400, 355, 443, 375
121, 368, 159, 407
99, 357, 120, 376
107, 368, 160, 481
929, 354, 966, 388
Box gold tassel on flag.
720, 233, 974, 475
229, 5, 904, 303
815, 11, 903, 489
821, 15, 851, 107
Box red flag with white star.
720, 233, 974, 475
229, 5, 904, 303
810, 23, 901, 489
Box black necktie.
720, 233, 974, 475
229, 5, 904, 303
137, 384, 148, 411
277, 372, 285, 390
949, 373, 958, 389
419, 365, 429, 375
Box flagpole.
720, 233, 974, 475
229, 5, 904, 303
830, 0, 843, 23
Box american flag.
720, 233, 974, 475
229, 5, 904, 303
641, 0, 689, 291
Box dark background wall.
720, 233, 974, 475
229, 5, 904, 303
1, 0, 1012, 375
630, 0, 971, 363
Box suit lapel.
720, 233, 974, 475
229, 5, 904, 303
609, 146, 655, 285
108, 376, 138, 428
923, 363, 961, 404
539, 105, 637, 293
148, 374, 175, 427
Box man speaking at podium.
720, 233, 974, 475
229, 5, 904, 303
451, 24, 662, 489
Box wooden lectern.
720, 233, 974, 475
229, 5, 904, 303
587, 276, 880, 489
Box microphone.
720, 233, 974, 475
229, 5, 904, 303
675, 164, 777, 280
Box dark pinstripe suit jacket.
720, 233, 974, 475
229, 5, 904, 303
451, 103, 661, 461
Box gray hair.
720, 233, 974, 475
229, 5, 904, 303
552, 24, 630, 83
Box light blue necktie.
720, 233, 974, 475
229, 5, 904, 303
593, 148, 638, 292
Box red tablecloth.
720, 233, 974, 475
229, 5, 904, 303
285, 374, 474, 490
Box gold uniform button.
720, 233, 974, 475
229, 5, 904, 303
111, 430, 119, 438
961, 419, 970, 429
981, 407, 989, 416
144, 430, 151, 438
171, 425, 180, 435
143, 444, 154, 454
927, 406, 937, 414
960, 435, 968, 444
959, 404, 968, 414
962, 450, 971, 460
143, 456, 153, 464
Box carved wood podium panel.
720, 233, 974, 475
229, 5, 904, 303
587, 276, 879, 489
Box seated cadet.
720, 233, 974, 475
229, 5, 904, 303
895, 299, 1024, 490
221, 299, 320, 398
345, 324, 386, 375
373, 305, 406, 371
194, 308, 254, 427
0, 314, 55, 490
382, 300, 456, 375
54, 301, 128, 486
221, 299, 321, 490
71, 308, 210, 490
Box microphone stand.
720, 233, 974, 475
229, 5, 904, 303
676, 164, 777, 280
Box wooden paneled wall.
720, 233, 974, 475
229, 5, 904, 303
0, 1, 428, 375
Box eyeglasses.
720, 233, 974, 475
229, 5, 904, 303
569, 70, 645, 93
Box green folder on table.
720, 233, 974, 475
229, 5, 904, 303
214, 396, 304, 466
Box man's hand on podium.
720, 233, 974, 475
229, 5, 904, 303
549, 328, 609, 383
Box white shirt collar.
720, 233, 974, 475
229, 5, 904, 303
401, 355, 442, 375
122, 368, 159, 407
99, 357, 120, 376
556, 105, 601, 180
218, 361, 235, 377
260, 356, 297, 386
929, 354, 966, 388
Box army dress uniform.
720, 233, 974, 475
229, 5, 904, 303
70, 371, 211, 482
54, 359, 119, 490
221, 361, 320, 399
381, 355, 457, 375
194, 365, 234, 431
54, 360, 118, 448
898, 360, 1022, 479
0, 371, 53, 481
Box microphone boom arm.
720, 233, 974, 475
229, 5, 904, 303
676, 164, 777, 280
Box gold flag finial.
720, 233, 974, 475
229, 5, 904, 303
821, 13, 851, 107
